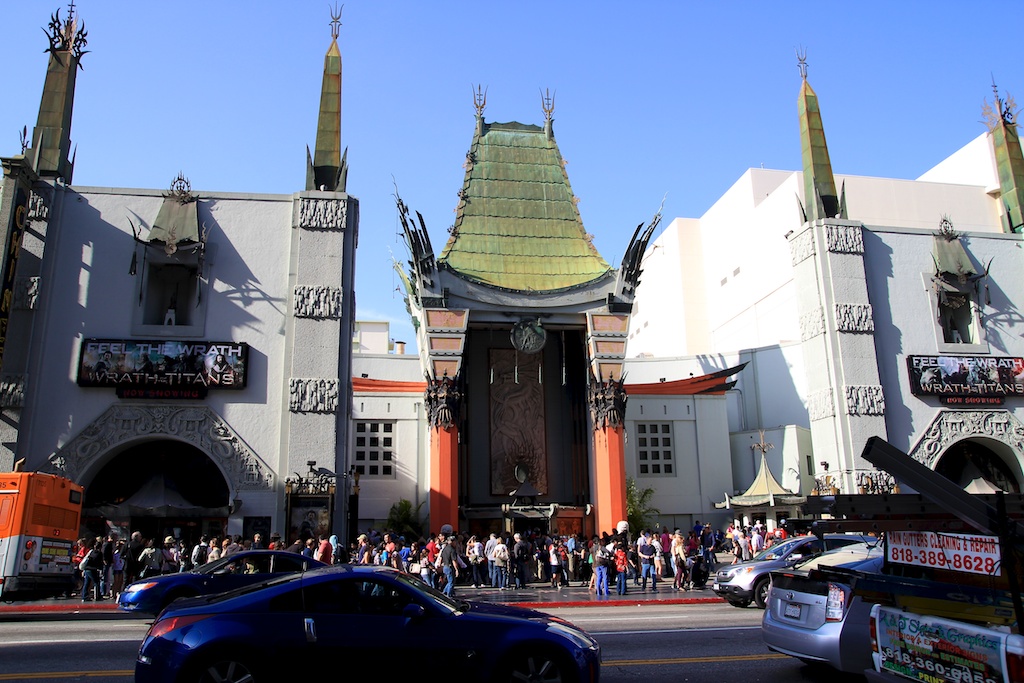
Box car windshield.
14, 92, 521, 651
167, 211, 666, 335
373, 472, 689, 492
792, 541, 882, 571
391, 571, 465, 614
752, 537, 803, 561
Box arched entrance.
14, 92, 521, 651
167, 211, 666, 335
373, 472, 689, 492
82, 440, 231, 546
44, 404, 276, 546
934, 438, 1021, 493
909, 410, 1024, 493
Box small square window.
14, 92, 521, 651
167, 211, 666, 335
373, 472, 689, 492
356, 436, 365, 447
382, 465, 393, 476
640, 465, 649, 474
355, 451, 365, 461
383, 424, 393, 433
637, 424, 647, 434
664, 464, 673, 474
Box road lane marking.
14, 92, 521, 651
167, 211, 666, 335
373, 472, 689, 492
605, 653, 790, 666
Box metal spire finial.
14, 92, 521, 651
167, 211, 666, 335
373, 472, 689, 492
473, 84, 487, 117
796, 47, 808, 80
329, 3, 343, 40
541, 88, 556, 121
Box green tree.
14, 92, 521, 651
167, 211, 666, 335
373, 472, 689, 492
385, 498, 425, 540
626, 477, 660, 536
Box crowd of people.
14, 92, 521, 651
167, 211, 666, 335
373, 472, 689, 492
69, 529, 340, 602
344, 521, 729, 597
69, 520, 744, 602
724, 520, 790, 564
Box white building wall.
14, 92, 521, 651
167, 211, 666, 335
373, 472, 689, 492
24, 188, 293, 474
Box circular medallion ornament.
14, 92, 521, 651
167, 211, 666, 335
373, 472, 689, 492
510, 319, 546, 354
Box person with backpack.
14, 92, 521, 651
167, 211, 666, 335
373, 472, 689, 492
79, 539, 103, 602
190, 535, 209, 569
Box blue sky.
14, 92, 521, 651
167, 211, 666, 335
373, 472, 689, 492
0, 2, 1019, 349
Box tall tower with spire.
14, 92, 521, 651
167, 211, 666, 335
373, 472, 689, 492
0, 4, 88, 471
797, 50, 845, 222
788, 54, 886, 496
27, 4, 87, 183
984, 82, 1024, 233
306, 5, 348, 192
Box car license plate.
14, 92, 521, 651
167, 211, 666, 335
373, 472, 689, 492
784, 603, 801, 619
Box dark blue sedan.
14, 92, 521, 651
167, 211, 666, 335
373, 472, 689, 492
135, 565, 601, 683
118, 550, 326, 615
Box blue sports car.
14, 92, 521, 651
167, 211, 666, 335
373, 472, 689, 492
135, 564, 601, 683
118, 550, 326, 615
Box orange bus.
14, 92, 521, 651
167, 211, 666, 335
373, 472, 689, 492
0, 471, 83, 600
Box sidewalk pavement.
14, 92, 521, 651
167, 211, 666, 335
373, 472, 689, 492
0, 579, 723, 617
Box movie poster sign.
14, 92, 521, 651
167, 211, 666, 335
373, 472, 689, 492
907, 355, 1024, 405
78, 339, 248, 399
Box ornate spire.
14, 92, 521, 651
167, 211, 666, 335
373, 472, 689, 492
983, 78, 1024, 233
28, 3, 88, 182
306, 3, 347, 192
796, 49, 845, 222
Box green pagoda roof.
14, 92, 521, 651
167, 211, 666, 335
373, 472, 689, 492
437, 119, 612, 292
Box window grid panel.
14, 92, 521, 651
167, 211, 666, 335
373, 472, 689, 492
353, 421, 397, 479
634, 422, 675, 477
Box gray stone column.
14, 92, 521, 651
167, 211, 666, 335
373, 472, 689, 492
790, 219, 886, 493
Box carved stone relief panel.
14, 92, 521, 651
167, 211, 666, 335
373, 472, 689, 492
289, 378, 339, 413
293, 285, 342, 319
910, 410, 1024, 469
800, 308, 825, 341
834, 303, 874, 333
825, 224, 864, 254
807, 388, 835, 420
45, 404, 274, 491
27, 188, 50, 222
844, 385, 885, 415
14, 277, 40, 310
0, 374, 25, 408
789, 229, 815, 266
297, 197, 347, 230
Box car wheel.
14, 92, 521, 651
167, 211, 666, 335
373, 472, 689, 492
727, 598, 752, 608
753, 577, 771, 609
496, 647, 573, 683
195, 658, 257, 683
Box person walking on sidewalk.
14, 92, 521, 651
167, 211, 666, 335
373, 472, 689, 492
594, 539, 610, 596
638, 531, 658, 592
512, 533, 531, 589
614, 541, 630, 595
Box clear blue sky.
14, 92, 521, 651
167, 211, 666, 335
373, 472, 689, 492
0, 2, 1019, 350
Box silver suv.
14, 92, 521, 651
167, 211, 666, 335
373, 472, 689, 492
712, 534, 871, 608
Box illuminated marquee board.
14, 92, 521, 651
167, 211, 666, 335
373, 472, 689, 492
77, 339, 248, 399
906, 355, 1024, 405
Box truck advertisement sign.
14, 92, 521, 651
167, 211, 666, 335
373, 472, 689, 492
886, 530, 1000, 576
871, 605, 1019, 683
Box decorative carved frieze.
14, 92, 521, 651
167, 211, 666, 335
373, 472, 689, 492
807, 388, 835, 420
0, 374, 25, 408
910, 410, 1024, 469
297, 197, 347, 230
789, 229, 815, 266
46, 405, 274, 490
844, 385, 885, 415
426, 374, 461, 430
289, 378, 339, 413
588, 376, 627, 430
293, 285, 342, 319
825, 224, 863, 254
800, 308, 825, 341
27, 189, 50, 222
14, 277, 40, 310
834, 303, 874, 333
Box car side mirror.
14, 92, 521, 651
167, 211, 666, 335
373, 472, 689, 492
402, 603, 425, 620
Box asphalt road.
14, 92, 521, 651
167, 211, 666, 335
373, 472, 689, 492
0, 602, 870, 682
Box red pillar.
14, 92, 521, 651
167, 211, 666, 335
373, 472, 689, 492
429, 425, 459, 533
593, 424, 627, 537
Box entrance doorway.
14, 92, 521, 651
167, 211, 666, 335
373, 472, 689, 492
935, 438, 1022, 493
81, 440, 230, 547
